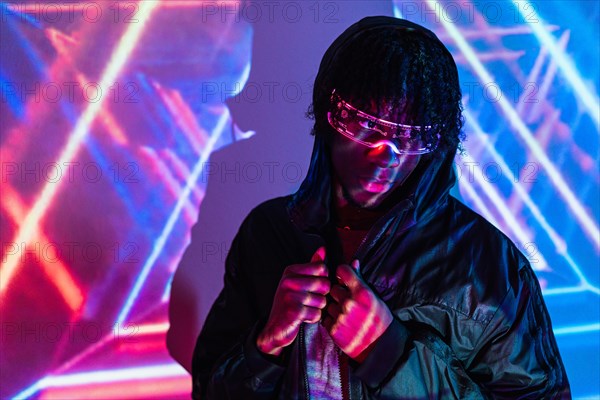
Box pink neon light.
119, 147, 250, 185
1, 1, 160, 295
425, 0, 600, 250
138, 147, 198, 223
39, 376, 190, 400
1, 185, 84, 312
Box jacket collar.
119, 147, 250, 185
286, 133, 458, 235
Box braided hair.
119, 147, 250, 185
306, 24, 465, 157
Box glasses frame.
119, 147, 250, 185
326, 89, 439, 155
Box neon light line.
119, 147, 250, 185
28, 364, 187, 390
2, 3, 43, 28
460, 152, 550, 270
554, 323, 600, 336
456, 161, 502, 228
10, 301, 170, 399
115, 15, 247, 325
1, 185, 84, 312
115, 108, 231, 326
543, 285, 591, 296
156, 83, 208, 152
138, 146, 198, 223
511, 0, 600, 129
453, 49, 525, 64
437, 25, 560, 41
463, 109, 592, 284
516, 31, 548, 117
0, 72, 25, 119
164, 148, 205, 202
527, 30, 569, 125
1, 1, 160, 295
38, 376, 190, 400
161, 275, 173, 303
425, 0, 600, 250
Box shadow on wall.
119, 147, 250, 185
167, 1, 394, 373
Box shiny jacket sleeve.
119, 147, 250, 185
467, 264, 571, 398
346, 263, 570, 399
349, 313, 492, 399
191, 214, 286, 399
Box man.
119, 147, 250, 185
192, 16, 570, 399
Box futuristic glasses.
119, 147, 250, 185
327, 89, 439, 155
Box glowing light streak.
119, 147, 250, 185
44, 30, 130, 146
516, 30, 548, 117
162, 276, 173, 303
453, 50, 525, 64
134, 322, 170, 336
3, 3, 42, 28
543, 285, 598, 296
527, 30, 569, 123
9, 318, 170, 399
39, 376, 190, 400
138, 146, 198, 223
459, 152, 550, 270
115, 15, 245, 325
512, 0, 600, 129
164, 149, 205, 202
115, 107, 232, 326
1, 1, 159, 295
1, 185, 84, 312
425, 0, 600, 250
436, 25, 560, 40
464, 110, 595, 289
95, 106, 130, 145
553, 323, 600, 336
456, 168, 502, 228
0, 74, 25, 119
155, 83, 209, 152
1, 8, 49, 93
8, 0, 241, 12
32, 364, 187, 389
159, 0, 242, 9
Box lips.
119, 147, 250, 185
359, 176, 393, 184
358, 177, 393, 193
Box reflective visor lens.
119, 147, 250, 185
327, 91, 439, 154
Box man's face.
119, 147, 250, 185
329, 98, 422, 209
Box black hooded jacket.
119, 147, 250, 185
191, 16, 570, 400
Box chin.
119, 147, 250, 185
350, 189, 389, 209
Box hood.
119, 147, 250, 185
286, 16, 458, 235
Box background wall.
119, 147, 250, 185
1, 1, 598, 398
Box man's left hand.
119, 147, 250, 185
322, 259, 393, 362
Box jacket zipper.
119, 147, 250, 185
338, 347, 349, 400
295, 204, 409, 400
299, 323, 310, 400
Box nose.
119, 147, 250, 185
367, 141, 400, 168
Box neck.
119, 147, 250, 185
331, 178, 388, 230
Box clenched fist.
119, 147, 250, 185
322, 259, 393, 362
256, 246, 331, 356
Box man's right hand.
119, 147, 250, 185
256, 246, 330, 356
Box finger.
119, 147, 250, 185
286, 263, 328, 278
284, 276, 330, 295
321, 314, 335, 332
325, 301, 343, 320
350, 259, 360, 272
310, 246, 326, 263
300, 306, 322, 324
336, 264, 363, 294
329, 284, 351, 304
299, 292, 328, 309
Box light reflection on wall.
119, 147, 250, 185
0, 1, 598, 398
